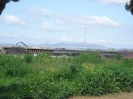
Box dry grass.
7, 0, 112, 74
69, 92, 133, 99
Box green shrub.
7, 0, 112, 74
0, 55, 10, 66
73, 52, 101, 65
3, 57, 27, 77
33, 52, 51, 64
75, 64, 133, 96
23, 54, 33, 64
121, 58, 133, 67
1, 52, 133, 99
114, 54, 123, 60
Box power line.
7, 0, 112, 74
84, 27, 87, 49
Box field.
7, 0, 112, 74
0, 52, 133, 99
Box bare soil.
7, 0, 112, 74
69, 92, 133, 99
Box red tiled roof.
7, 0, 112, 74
124, 54, 133, 59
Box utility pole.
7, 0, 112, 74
47, 40, 51, 48
84, 27, 87, 49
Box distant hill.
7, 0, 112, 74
0, 43, 14, 46
37, 42, 107, 50
0, 42, 107, 50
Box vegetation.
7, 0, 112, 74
125, 0, 133, 15
0, 52, 133, 99
0, 0, 20, 15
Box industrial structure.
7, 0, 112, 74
1, 42, 133, 58
1, 46, 117, 58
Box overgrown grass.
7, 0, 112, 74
0, 52, 133, 99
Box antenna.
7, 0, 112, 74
84, 27, 87, 49
47, 39, 48, 48
49, 40, 51, 48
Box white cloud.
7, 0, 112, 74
89, 16, 119, 26
100, 0, 127, 4
41, 22, 60, 31
57, 15, 119, 27
55, 20, 63, 24
27, 35, 42, 39
60, 37, 68, 41
42, 22, 51, 30
78, 39, 84, 42
0, 33, 19, 37
1, 14, 26, 26
12, 34, 19, 37
28, 6, 52, 17
0, 34, 10, 37
96, 39, 106, 43
80, 39, 106, 43
88, 0, 127, 4
109, 40, 133, 45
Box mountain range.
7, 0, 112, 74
0, 42, 107, 50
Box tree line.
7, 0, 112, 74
0, 0, 133, 16
0, 0, 19, 15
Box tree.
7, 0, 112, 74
0, 0, 19, 15
125, 0, 133, 15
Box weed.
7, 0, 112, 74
0, 52, 133, 99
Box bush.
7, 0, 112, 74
23, 54, 33, 64
114, 54, 122, 60
1, 52, 133, 99
73, 52, 101, 65
0, 54, 10, 66
76, 64, 133, 96
3, 56, 27, 77
33, 52, 51, 64
121, 58, 133, 67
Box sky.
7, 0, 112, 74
0, 0, 133, 49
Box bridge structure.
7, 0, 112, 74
1, 46, 120, 58
1, 41, 133, 58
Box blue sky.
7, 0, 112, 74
0, 0, 133, 49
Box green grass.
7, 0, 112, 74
0, 52, 133, 99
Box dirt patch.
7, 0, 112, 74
69, 92, 133, 99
